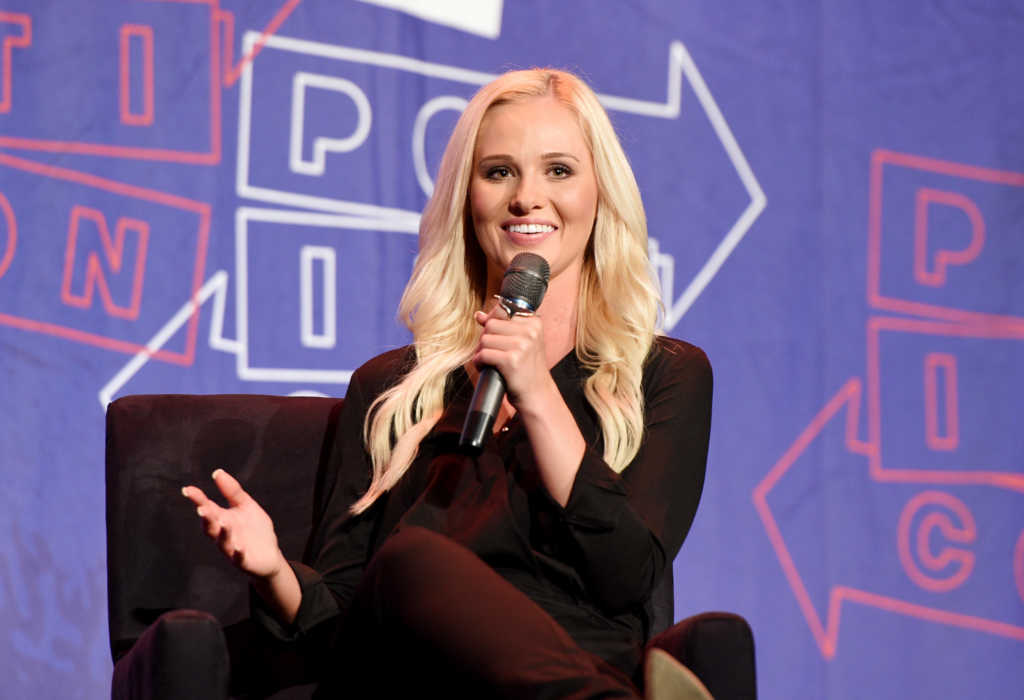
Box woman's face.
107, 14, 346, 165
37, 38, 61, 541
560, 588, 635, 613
469, 96, 599, 291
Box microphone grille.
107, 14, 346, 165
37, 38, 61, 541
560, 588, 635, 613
499, 253, 550, 311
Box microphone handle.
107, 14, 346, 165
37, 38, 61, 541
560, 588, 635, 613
459, 366, 506, 451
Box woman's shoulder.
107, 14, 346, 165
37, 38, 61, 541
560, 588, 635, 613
645, 335, 712, 382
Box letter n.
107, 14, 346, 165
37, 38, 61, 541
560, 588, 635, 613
61, 205, 149, 320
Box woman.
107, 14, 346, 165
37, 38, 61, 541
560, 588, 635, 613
183, 68, 712, 699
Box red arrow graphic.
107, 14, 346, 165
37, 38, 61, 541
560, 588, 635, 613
753, 377, 1024, 659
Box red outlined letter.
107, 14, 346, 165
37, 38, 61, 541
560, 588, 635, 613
923, 352, 959, 451
897, 490, 976, 593
0, 12, 31, 113
914, 188, 985, 287
0, 191, 15, 279
60, 205, 149, 320
119, 24, 154, 126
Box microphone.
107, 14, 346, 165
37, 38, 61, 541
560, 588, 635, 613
459, 252, 550, 451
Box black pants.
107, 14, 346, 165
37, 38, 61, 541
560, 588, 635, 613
320, 526, 642, 699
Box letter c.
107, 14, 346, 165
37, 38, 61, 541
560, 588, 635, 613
897, 490, 976, 593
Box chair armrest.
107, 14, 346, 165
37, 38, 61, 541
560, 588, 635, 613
647, 611, 757, 700
112, 610, 229, 700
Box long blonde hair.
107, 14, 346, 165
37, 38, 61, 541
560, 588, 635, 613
351, 69, 660, 514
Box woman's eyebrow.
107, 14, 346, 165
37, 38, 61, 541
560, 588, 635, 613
477, 154, 514, 164
542, 152, 580, 163
477, 152, 582, 164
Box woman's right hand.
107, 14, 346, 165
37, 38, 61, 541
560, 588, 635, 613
182, 469, 286, 580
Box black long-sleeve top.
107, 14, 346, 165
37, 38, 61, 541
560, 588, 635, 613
259, 335, 712, 675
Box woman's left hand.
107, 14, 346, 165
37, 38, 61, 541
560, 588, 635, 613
472, 307, 553, 409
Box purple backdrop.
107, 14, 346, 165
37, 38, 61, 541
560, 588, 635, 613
1, 1, 1022, 696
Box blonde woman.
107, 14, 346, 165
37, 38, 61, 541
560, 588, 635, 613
184, 68, 712, 699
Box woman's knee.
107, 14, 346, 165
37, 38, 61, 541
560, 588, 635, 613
368, 526, 460, 586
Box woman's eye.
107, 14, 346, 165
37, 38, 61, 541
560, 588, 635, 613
549, 164, 572, 177
486, 166, 512, 179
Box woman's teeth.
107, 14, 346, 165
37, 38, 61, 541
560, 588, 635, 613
507, 224, 555, 234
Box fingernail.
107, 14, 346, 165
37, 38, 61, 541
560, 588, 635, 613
196, 507, 204, 517
212, 469, 222, 479
181, 487, 189, 498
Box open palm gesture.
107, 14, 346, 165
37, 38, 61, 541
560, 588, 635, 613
181, 469, 286, 580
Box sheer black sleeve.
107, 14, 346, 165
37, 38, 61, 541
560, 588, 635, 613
558, 339, 712, 612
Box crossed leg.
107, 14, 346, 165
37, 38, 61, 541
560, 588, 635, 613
326, 526, 641, 699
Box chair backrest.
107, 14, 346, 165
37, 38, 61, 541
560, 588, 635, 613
105, 393, 677, 660
105, 394, 342, 661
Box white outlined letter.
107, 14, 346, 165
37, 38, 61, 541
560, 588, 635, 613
289, 72, 372, 176
299, 245, 336, 348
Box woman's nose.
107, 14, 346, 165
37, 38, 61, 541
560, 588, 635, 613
510, 173, 544, 213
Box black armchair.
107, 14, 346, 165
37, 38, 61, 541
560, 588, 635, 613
106, 394, 755, 698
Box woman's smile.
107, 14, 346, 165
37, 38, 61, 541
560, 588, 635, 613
502, 218, 559, 244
